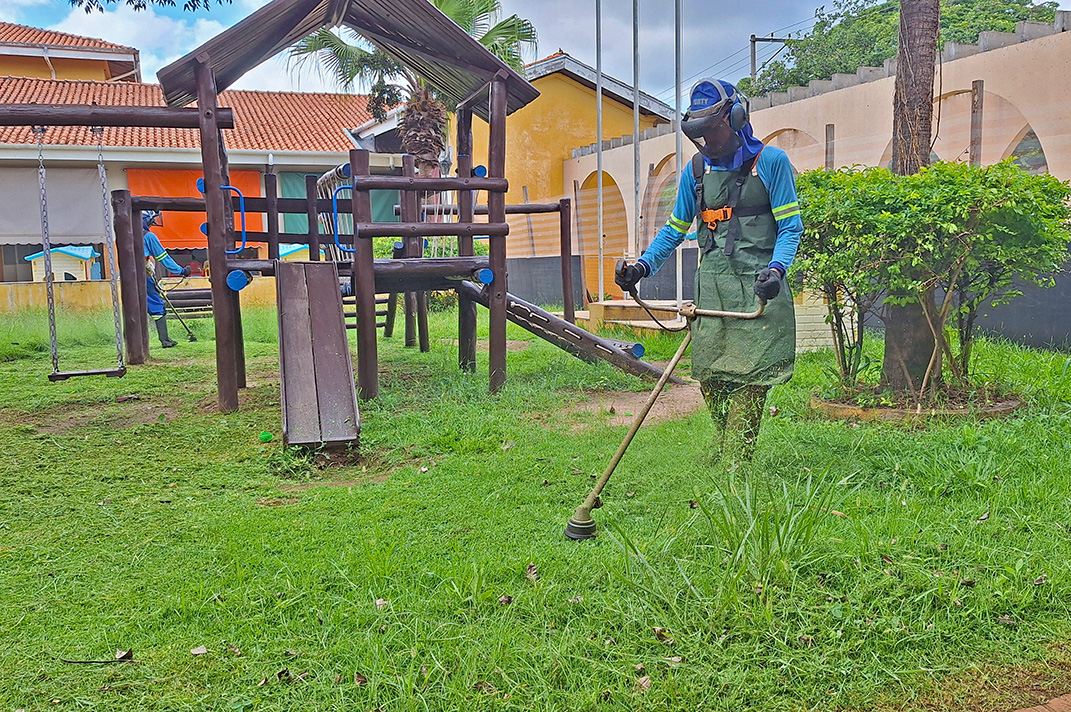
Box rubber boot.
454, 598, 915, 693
155, 316, 178, 348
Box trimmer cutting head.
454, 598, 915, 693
564, 516, 597, 540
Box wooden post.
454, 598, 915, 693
305, 174, 321, 260
559, 198, 575, 324
969, 79, 984, 167
487, 73, 509, 393
195, 57, 239, 413
456, 108, 477, 372
112, 190, 146, 365
824, 123, 835, 170
350, 149, 379, 399
133, 212, 149, 357
264, 171, 280, 260
218, 129, 245, 390
400, 154, 418, 349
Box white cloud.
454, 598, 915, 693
48, 5, 225, 83
0, 0, 48, 23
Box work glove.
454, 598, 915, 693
180, 266, 192, 277
614, 260, 648, 294
753, 267, 782, 301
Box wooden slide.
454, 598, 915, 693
276, 261, 360, 448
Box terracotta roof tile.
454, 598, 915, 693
0, 76, 370, 152
0, 21, 136, 52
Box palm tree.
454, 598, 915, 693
289, 0, 537, 175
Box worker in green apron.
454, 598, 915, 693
617, 79, 803, 465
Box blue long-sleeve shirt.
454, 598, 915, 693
637, 146, 803, 276
143, 231, 184, 275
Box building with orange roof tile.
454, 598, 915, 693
0, 24, 401, 286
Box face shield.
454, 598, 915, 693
682, 105, 742, 162
142, 210, 161, 232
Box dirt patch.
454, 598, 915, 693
256, 496, 300, 507
7, 397, 180, 435
438, 338, 530, 352
868, 645, 1071, 712
569, 380, 705, 430
810, 396, 1025, 424
279, 474, 391, 492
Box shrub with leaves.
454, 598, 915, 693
796, 160, 1071, 393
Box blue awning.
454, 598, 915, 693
25, 246, 100, 262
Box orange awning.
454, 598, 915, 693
126, 168, 264, 249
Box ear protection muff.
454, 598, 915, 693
710, 79, 749, 132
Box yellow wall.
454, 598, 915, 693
0, 55, 109, 81
0, 276, 279, 313
468, 73, 660, 257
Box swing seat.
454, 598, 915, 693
48, 367, 127, 382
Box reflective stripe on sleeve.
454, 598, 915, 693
771, 202, 800, 220
666, 215, 691, 233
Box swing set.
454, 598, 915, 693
33, 124, 125, 382
0, 103, 234, 382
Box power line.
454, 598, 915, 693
652, 16, 816, 99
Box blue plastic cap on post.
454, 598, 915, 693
473, 165, 488, 178
630, 343, 646, 359
342, 163, 352, 177
196, 177, 205, 194
226, 270, 251, 291
477, 268, 494, 285
199, 222, 208, 235
393, 241, 404, 251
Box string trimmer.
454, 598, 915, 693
150, 274, 197, 342
563, 260, 766, 540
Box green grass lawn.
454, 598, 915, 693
2, 306, 1071, 711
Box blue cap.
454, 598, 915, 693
476, 268, 494, 285
689, 79, 736, 113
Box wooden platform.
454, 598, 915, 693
276, 261, 360, 448
574, 299, 688, 337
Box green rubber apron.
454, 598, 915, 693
691, 157, 796, 386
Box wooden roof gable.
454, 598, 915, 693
157, 0, 539, 121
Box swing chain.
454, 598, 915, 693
94, 126, 125, 369
35, 126, 61, 374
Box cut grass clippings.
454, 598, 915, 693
1, 306, 1071, 711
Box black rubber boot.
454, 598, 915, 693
155, 316, 178, 348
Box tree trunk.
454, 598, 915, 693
882, 0, 941, 392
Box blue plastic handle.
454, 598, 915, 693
473, 165, 488, 178
630, 343, 646, 359
220, 185, 247, 254
331, 184, 357, 254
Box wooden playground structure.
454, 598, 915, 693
0, 0, 675, 448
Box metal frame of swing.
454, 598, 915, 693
35, 125, 127, 381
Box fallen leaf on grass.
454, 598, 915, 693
333, 674, 342, 684
634, 664, 645, 672
257, 677, 268, 687
633, 676, 651, 694
115, 649, 133, 661
652, 627, 675, 645
498, 595, 513, 606
190, 645, 207, 656
663, 656, 684, 667
115, 395, 140, 403
568, 596, 584, 604
420, 466, 429, 473
525, 563, 539, 583
960, 579, 976, 587
284, 650, 300, 657
375, 598, 389, 610
998, 614, 1016, 626
798, 635, 815, 647
1034, 574, 1049, 586
295, 671, 309, 682
276, 668, 292, 682
501, 441, 515, 452
976, 511, 990, 522
768, 406, 779, 417
881, 554, 895, 565
473, 680, 497, 694
541, 479, 550, 487
354, 672, 368, 686
689, 500, 698, 509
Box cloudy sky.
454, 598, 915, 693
5, 0, 1071, 102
